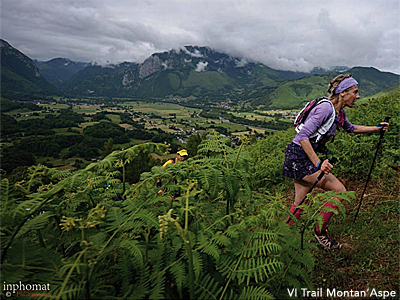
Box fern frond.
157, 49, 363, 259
236, 285, 274, 300
198, 167, 223, 200
242, 239, 281, 258
219, 254, 283, 285
120, 239, 144, 268
114, 250, 135, 292
12, 198, 44, 219
195, 274, 222, 300
52, 281, 86, 300
105, 207, 127, 231
198, 238, 220, 261
55, 248, 89, 300
170, 236, 184, 258
49, 169, 73, 181
16, 211, 54, 238
1, 177, 10, 202
2, 238, 59, 282
124, 208, 158, 228
197, 130, 235, 160
212, 231, 231, 247
192, 250, 203, 280
149, 271, 166, 300
85, 143, 168, 174
170, 259, 187, 292
88, 231, 108, 248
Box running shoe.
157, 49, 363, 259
314, 229, 342, 250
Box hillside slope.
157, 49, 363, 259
263, 68, 400, 108
0, 39, 58, 99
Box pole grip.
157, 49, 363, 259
379, 116, 390, 138
378, 116, 390, 127
316, 157, 337, 180
329, 157, 338, 165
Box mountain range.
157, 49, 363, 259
1, 39, 58, 99
1, 38, 399, 108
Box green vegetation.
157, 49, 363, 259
0, 137, 315, 299
1, 39, 399, 298
1, 90, 398, 299
183, 70, 232, 90
1, 40, 59, 99
1, 97, 293, 174
267, 74, 328, 108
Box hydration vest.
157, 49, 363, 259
294, 97, 336, 143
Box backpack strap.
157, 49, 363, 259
295, 97, 336, 143
294, 97, 323, 128
295, 97, 330, 133
310, 100, 336, 143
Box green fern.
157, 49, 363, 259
1, 139, 319, 299
195, 274, 223, 300
195, 167, 223, 200
170, 259, 187, 292
236, 285, 274, 300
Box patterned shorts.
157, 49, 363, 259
282, 143, 319, 180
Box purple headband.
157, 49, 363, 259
334, 77, 358, 94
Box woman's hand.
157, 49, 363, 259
320, 159, 333, 174
379, 122, 389, 132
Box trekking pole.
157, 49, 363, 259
286, 157, 338, 224
353, 116, 391, 223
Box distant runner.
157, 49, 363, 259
283, 74, 389, 250
157, 148, 188, 196
162, 148, 188, 168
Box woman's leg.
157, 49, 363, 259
288, 171, 346, 231
303, 172, 346, 233
295, 172, 346, 250
287, 179, 312, 225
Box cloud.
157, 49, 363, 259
1, 0, 399, 74
195, 61, 208, 72
180, 47, 204, 58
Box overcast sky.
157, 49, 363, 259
1, 0, 399, 74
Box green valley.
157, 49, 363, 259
1, 38, 399, 300
1, 89, 398, 299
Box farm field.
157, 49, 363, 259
6, 98, 294, 137
3, 98, 291, 172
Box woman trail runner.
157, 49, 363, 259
282, 74, 389, 250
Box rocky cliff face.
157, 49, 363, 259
122, 69, 137, 86
139, 55, 162, 79
136, 46, 251, 79
62, 46, 264, 97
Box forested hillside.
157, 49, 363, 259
1, 90, 398, 299
0, 39, 59, 99
3, 39, 399, 110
